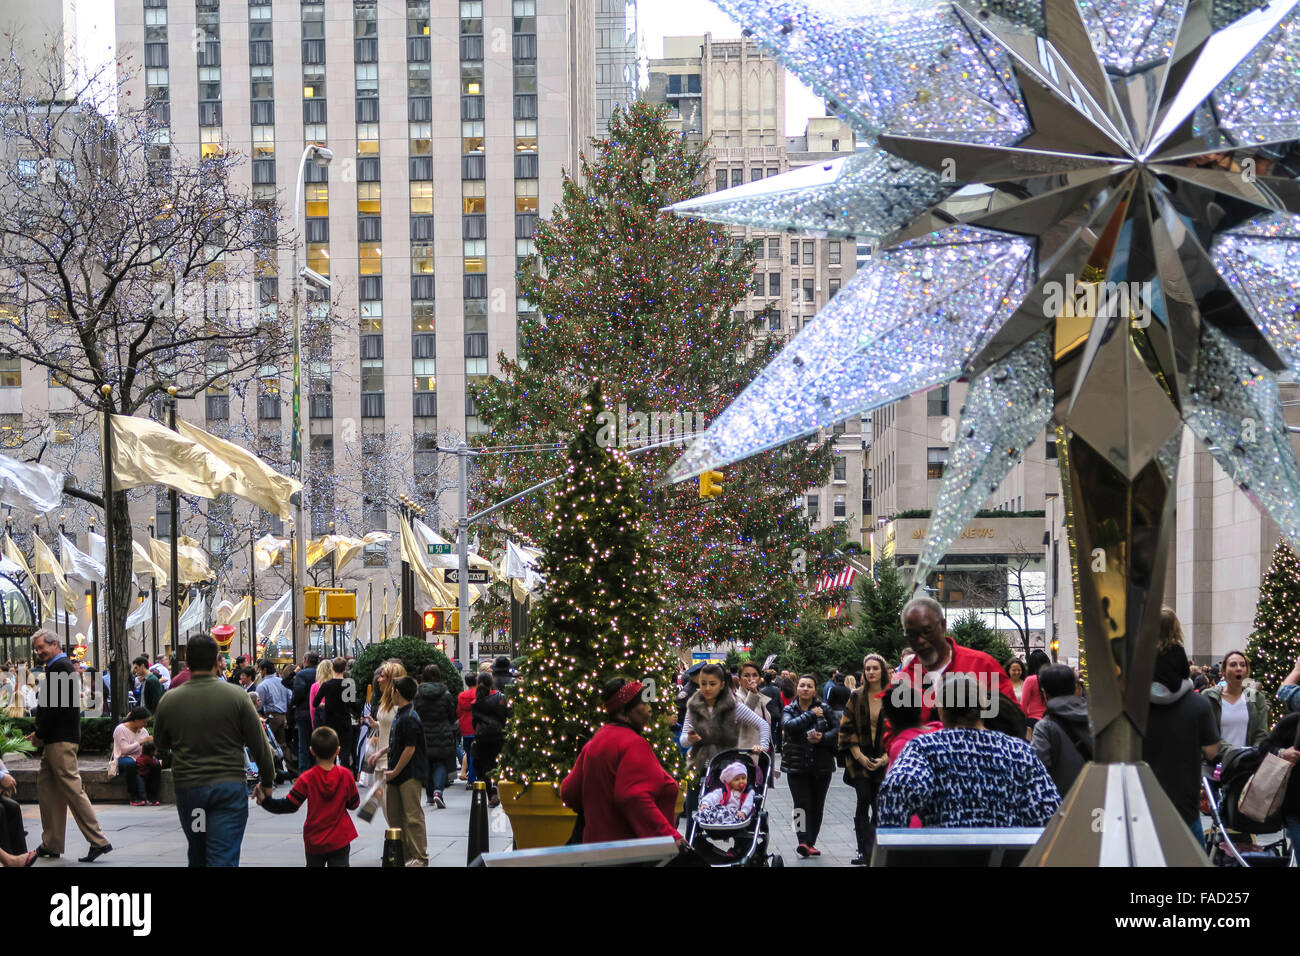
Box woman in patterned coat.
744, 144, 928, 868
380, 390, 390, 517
877, 672, 1060, 828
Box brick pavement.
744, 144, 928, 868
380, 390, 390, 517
760, 770, 860, 866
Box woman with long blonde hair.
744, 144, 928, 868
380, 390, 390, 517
839, 653, 893, 865
309, 658, 334, 727
366, 660, 408, 825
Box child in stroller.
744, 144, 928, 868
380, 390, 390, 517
697, 761, 755, 825
686, 749, 780, 866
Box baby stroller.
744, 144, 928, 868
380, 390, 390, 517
683, 749, 781, 867
1201, 746, 1291, 867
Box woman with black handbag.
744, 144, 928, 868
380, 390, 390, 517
839, 654, 892, 865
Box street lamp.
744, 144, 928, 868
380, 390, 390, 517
291, 143, 332, 661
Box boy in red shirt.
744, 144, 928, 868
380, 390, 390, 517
258, 725, 359, 866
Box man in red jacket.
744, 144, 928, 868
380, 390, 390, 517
561, 679, 685, 845
898, 597, 1018, 724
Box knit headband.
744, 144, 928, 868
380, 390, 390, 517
606, 680, 644, 714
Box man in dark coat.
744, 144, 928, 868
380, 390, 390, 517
490, 656, 515, 693
133, 656, 165, 713
413, 664, 458, 808
28, 630, 112, 862
288, 652, 320, 777
1031, 664, 1093, 796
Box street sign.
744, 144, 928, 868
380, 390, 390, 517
444, 568, 490, 584
427, 543, 452, 555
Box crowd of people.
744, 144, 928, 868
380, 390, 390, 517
1, 631, 520, 868
577, 597, 1297, 865
6, 596, 1300, 868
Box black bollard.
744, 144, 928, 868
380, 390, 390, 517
382, 827, 405, 867
467, 780, 490, 865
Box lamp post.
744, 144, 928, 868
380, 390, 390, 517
166, 386, 180, 663
148, 516, 159, 662
291, 143, 333, 664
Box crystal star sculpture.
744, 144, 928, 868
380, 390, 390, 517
666, 0, 1300, 865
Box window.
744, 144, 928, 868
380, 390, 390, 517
928, 447, 948, 480
834, 495, 846, 519
927, 385, 950, 417
790, 240, 798, 265
833, 457, 846, 481
829, 241, 841, 265
803, 278, 814, 302
304, 183, 328, 217
752, 273, 764, 296
356, 182, 381, 215
0, 356, 18, 387
409, 62, 432, 97
829, 278, 840, 298
413, 358, 436, 391
51, 413, 76, 444
769, 273, 780, 296
361, 358, 384, 393
768, 310, 781, 331
515, 179, 538, 213
1046, 436, 1058, 460
355, 63, 378, 95
751, 168, 762, 182
806, 495, 819, 521
715, 169, 727, 192
803, 241, 814, 265
410, 181, 433, 214
412, 243, 434, 274
359, 242, 382, 274
730, 169, 743, 188
307, 242, 329, 276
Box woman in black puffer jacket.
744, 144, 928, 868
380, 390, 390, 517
781, 674, 839, 858
412, 663, 459, 809
471, 672, 509, 807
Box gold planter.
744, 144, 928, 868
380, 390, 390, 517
497, 781, 578, 850
498, 780, 688, 850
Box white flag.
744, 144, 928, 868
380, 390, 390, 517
0, 452, 63, 515
126, 594, 151, 630
60, 534, 106, 585
178, 591, 206, 634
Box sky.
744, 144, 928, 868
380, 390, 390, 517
75, 0, 825, 135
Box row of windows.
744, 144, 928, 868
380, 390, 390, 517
806, 495, 848, 521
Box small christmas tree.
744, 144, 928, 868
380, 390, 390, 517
498, 384, 685, 790
1246, 540, 1300, 696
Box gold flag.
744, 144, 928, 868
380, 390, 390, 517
132, 539, 168, 584
176, 420, 301, 521
39, 588, 52, 621
108, 414, 232, 500
401, 516, 453, 604
4, 536, 34, 582
305, 536, 332, 569
329, 534, 367, 574
33, 537, 78, 614
254, 533, 288, 572
149, 535, 214, 584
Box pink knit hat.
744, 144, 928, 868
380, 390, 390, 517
720, 761, 747, 785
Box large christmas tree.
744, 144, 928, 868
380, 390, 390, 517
472, 101, 841, 650
1246, 540, 1300, 696
499, 385, 684, 787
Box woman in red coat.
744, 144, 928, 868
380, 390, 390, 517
561, 678, 685, 845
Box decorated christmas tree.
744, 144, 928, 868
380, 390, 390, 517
498, 384, 685, 789
472, 100, 841, 651
1246, 540, 1300, 696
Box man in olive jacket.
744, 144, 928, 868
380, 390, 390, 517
154, 633, 274, 867
28, 630, 112, 862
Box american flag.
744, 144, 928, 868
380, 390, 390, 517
815, 567, 857, 592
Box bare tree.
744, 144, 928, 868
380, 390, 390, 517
961, 540, 1047, 659
0, 53, 293, 720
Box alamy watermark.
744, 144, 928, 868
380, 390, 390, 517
594, 404, 708, 449
1043, 275, 1153, 327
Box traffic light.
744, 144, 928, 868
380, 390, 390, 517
699, 470, 724, 498
424, 609, 445, 634
1050, 638, 1060, 660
